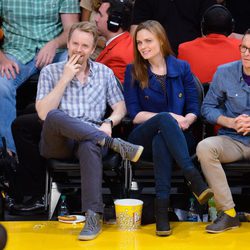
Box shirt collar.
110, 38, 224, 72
106, 32, 125, 46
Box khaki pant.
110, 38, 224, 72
196, 135, 250, 211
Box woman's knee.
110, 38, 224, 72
156, 112, 177, 125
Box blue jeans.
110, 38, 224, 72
0, 50, 67, 152
128, 112, 196, 199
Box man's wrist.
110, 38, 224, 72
102, 118, 113, 128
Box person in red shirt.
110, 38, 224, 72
95, 0, 133, 83
178, 4, 240, 84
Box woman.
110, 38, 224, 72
124, 20, 213, 236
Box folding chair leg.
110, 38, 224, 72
123, 159, 132, 197
48, 182, 61, 220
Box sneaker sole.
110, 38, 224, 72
78, 229, 102, 241
130, 146, 144, 162
206, 225, 240, 234
194, 188, 214, 205
156, 229, 172, 236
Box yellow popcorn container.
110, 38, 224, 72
114, 199, 143, 231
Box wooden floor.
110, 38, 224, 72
2, 221, 250, 250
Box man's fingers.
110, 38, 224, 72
44, 55, 52, 67
9, 67, 17, 79
68, 54, 78, 64
12, 62, 20, 74
0, 68, 4, 77
72, 54, 81, 65
5, 69, 11, 79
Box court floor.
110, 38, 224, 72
2, 221, 250, 250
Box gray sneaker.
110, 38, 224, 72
111, 138, 144, 162
206, 211, 240, 233
78, 209, 102, 241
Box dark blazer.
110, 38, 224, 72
124, 55, 199, 120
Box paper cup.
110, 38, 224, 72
114, 199, 143, 231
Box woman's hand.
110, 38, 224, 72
169, 113, 191, 130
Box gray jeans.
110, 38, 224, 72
40, 109, 108, 214
196, 135, 250, 211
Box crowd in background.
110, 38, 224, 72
0, 0, 250, 242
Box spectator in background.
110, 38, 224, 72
80, 0, 106, 60
0, 0, 80, 213
218, 0, 250, 36
0, 0, 80, 157
131, 0, 216, 54
178, 4, 240, 84
124, 20, 213, 237
95, 0, 133, 83
196, 29, 250, 234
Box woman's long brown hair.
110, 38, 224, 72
132, 20, 173, 88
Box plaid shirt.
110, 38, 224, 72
0, 0, 80, 64
36, 60, 124, 127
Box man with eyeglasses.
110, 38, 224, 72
196, 29, 250, 233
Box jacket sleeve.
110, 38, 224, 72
123, 64, 142, 120
181, 61, 200, 116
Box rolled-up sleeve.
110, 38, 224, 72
107, 73, 124, 107
36, 67, 54, 101
60, 0, 80, 13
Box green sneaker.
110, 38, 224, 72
78, 210, 102, 241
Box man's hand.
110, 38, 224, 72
0, 56, 19, 79
99, 123, 112, 137
235, 114, 250, 135
62, 54, 82, 83
35, 40, 58, 69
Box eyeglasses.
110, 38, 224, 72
239, 45, 250, 54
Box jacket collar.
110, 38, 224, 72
148, 55, 180, 79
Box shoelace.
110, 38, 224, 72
213, 212, 224, 224
84, 213, 98, 232
116, 139, 136, 160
